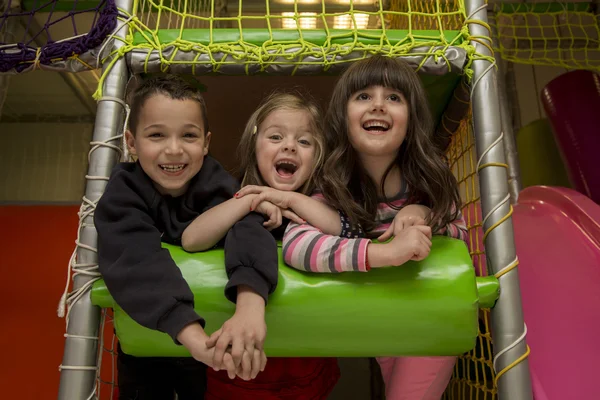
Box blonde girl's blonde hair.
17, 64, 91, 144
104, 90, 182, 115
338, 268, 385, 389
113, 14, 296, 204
237, 89, 325, 195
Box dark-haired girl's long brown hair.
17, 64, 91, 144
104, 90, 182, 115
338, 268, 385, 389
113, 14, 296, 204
319, 55, 461, 233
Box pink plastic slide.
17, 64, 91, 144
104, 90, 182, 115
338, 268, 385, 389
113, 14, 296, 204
513, 186, 600, 400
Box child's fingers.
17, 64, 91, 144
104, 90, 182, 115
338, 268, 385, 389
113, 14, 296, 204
377, 222, 394, 241
251, 193, 268, 212
272, 206, 282, 228
222, 353, 237, 380
240, 351, 252, 381
230, 338, 245, 368
421, 234, 432, 248
235, 185, 261, 198
251, 349, 262, 379
413, 217, 427, 226
212, 333, 231, 371
206, 328, 222, 348
412, 242, 430, 261
281, 209, 304, 225
261, 205, 280, 229
260, 351, 267, 372
413, 224, 432, 239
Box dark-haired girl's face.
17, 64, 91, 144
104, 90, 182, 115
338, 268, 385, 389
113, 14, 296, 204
346, 85, 408, 163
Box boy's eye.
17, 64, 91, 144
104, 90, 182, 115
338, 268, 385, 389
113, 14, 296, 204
183, 132, 198, 138
148, 133, 163, 138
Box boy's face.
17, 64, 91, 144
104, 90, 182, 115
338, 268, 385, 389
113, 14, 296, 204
126, 93, 211, 197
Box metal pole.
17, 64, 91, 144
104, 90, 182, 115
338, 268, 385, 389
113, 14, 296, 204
488, 11, 522, 203
57, 0, 132, 399
464, 1, 533, 400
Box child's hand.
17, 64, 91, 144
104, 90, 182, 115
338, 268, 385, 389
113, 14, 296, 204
254, 200, 304, 230
377, 205, 431, 241
386, 225, 433, 265
176, 323, 238, 378
206, 286, 268, 380
236, 185, 294, 210
207, 330, 267, 381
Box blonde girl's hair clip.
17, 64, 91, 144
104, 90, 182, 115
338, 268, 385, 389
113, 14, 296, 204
252, 125, 258, 135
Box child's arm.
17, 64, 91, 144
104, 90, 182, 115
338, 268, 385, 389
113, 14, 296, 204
283, 221, 432, 272
206, 285, 267, 380
377, 203, 468, 243
182, 194, 304, 253
182, 195, 262, 252
436, 207, 468, 242
210, 212, 279, 373
235, 186, 342, 235
95, 170, 205, 344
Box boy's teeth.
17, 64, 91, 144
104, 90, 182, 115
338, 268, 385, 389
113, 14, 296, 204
160, 164, 185, 172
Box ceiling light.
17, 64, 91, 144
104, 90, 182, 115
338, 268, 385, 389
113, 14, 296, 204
333, 13, 370, 29
279, 0, 321, 3
281, 12, 317, 29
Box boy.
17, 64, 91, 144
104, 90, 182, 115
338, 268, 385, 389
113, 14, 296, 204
94, 75, 278, 400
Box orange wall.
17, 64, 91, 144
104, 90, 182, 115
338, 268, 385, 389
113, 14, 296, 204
0, 205, 80, 399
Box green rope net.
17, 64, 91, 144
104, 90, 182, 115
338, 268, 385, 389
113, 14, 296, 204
93, 0, 487, 98
492, 2, 600, 71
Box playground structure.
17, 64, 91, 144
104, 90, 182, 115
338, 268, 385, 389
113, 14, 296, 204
1, 1, 599, 399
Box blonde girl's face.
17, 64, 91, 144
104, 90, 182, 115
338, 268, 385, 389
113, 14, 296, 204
255, 108, 316, 192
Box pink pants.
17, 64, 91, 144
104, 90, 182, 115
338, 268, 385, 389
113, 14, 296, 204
376, 356, 456, 400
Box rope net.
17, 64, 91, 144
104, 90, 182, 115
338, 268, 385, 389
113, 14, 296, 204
443, 105, 496, 399
387, 0, 465, 30
0, 0, 118, 73
92, 0, 471, 91
492, 2, 600, 71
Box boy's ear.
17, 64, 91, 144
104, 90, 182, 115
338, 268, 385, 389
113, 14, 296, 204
125, 130, 137, 156
203, 131, 212, 156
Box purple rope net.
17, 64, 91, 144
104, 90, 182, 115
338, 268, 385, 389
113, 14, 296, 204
0, 0, 118, 73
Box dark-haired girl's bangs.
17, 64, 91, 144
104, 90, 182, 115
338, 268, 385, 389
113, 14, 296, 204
345, 57, 412, 97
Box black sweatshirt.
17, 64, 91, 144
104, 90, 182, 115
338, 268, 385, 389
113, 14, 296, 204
94, 156, 278, 343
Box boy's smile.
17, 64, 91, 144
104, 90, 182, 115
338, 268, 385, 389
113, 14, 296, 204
126, 94, 211, 197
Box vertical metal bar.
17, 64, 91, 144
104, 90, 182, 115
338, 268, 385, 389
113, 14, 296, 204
464, 1, 533, 400
488, 11, 522, 203
57, 0, 133, 399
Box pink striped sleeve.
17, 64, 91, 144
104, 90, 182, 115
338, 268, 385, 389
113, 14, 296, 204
436, 208, 468, 243
282, 221, 370, 273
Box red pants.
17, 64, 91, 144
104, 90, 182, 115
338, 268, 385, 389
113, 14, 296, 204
205, 357, 340, 400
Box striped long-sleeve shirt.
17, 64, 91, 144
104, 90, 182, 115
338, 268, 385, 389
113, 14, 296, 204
282, 191, 468, 273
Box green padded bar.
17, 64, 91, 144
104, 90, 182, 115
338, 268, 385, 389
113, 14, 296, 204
132, 29, 463, 48
92, 236, 479, 357
475, 276, 499, 309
